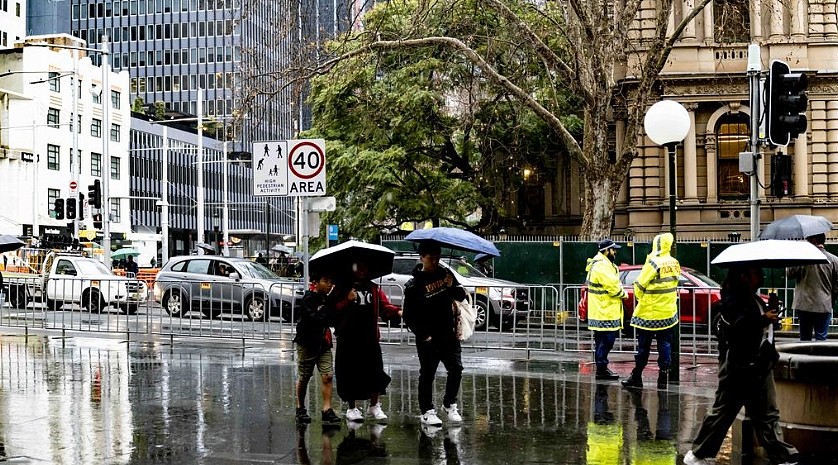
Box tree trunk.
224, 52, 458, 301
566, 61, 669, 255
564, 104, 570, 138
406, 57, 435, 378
581, 171, 621, 239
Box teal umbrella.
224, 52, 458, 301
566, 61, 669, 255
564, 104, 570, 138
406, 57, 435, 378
111, 247, 140, 260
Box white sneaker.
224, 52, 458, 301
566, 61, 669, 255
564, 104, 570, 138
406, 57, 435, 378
367, 403, 388, 422
443, 403, 463, 422
683, 450, 713, 465
420, 409, 443, 426
345, 407, 364, 422
347, 420, 363, 431
420, 424, 441, 438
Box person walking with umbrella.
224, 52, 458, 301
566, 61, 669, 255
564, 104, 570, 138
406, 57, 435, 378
622, 233, 680, 390
403, 241, 468, 426
585, 239, 626, 380
333, 260, 402, 424
683, 264, 799, 465
786, 233, 838, 341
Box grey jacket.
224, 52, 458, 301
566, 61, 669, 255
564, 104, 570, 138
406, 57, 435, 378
788, 246, 838, 313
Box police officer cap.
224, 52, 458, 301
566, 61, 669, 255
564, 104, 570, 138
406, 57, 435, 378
597, 239, 621, 251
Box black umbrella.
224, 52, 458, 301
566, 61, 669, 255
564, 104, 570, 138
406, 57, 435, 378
309, 240, 395, 280
0, 235, 25, 253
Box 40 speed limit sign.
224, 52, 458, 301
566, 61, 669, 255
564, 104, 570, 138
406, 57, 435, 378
252, 139, 326, 197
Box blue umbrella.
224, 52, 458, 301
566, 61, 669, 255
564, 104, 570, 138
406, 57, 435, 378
405, 227, 500, 257
474, 253, 492, 263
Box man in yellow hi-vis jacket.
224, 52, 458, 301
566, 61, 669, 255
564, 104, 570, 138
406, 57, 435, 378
586, 239, 627, 380
622, 233, 680, 390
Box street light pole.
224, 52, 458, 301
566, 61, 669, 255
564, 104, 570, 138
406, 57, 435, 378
747, 44, 763, 241
222, 140, 229, 256
101, 36, 112, 267
161, 125, 170, 265
196, 89, 204, 249
71, 49, 79, 238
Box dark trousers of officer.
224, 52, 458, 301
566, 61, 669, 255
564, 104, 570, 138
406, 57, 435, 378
633, 328, 672, 372
691, 354, 798, 463
593, 330, 618, 370
417, 339, 463, 413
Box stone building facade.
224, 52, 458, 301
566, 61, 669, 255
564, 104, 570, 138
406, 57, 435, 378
614, 0, 838, 239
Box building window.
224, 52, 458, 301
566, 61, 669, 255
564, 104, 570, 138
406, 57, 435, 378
47, 107, 60, 128
110, 123, 121, 142
91, 118, 102, 137
111, 156, 121, 180
92, 88, 101, 104
91, 152, 102, 176
48, 72, 60, 92
47, 144, 60, 170
717, 113, 750, 198
111, 90, 121, 109
714, 0, 750, 43
110, 198, 121, 223
48, 188, 60, 217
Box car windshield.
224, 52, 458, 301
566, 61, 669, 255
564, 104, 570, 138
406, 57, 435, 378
441, 258, 487, 278
77, 259, 113, 275
236, 261, 281, 279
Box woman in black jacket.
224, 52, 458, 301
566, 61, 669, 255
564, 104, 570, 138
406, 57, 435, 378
684, 264, 798, 465
402, 242, 467, 427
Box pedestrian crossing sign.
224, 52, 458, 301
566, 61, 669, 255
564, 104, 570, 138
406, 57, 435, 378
252, 139, 327, 197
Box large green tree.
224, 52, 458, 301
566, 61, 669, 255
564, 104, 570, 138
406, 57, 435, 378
304, 1, 578, 240
291, 0, 711, 237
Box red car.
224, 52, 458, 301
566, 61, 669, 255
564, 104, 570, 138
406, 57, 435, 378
577, 265, 722, 326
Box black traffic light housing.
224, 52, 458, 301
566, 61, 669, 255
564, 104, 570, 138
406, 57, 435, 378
88, 179, 102, 209
78, 193, 85, 220
54, 198, 65, 220
771, 153, 793, 198
766, 60, 808, 146
66, 197, 77, 219
93, 213, 103, 229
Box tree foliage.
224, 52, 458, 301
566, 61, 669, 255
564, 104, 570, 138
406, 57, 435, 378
293, 0, 711, 238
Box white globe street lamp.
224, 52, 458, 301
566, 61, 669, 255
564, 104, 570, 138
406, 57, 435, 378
644, 100, 691, 239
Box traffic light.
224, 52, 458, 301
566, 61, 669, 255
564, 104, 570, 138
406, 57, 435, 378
66, 197, 77, 219
54, 198, 65, 220
772, 153, 793, 198
766, 60, 808, 146
78, 193, 85, 220
93, 213, 103, 229
88, 179, 102, 209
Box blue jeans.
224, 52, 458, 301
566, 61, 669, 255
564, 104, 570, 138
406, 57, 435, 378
634, 328, 672, 372
797, 310, 831, 341
594, 330, 618, 370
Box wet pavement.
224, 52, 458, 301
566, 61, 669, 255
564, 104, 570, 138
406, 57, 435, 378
0, 330, 825, 465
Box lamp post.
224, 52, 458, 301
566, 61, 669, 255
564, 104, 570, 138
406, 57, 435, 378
643, 99, 690, 384
213, 212, 220, 255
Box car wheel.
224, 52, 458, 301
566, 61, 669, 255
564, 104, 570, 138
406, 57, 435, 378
162, 289, 188, 317
473, 299, 490, 332
83, 289, 105, 313
246, 294, 267, 321
8, 286, 28, 309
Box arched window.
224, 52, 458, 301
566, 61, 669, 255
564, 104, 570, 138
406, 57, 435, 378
717, 113, 750, 199
714, 0, 750, 43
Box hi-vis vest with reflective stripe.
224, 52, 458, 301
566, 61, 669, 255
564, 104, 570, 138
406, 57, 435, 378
586, 252, 626, 331
631, 233, 680, 330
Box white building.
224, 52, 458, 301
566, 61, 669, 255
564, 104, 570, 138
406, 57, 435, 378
0, 0, 25, 49
0, 34, 131, 238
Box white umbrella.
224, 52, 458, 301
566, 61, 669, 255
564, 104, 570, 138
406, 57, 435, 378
711, 240, 828, 268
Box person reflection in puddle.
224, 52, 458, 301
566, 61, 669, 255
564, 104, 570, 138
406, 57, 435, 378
296, 425, 336, 465
336, 422, 388, 464
586, 384, 622, 464
418, 424, 460, 465
628, 390, 677, 464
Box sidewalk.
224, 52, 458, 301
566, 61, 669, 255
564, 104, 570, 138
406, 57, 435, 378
0, 329, 810, 464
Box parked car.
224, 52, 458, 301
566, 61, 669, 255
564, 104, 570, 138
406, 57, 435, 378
577, 265, 722, 328
375, 254, 532, 331
153, 256, 304, 321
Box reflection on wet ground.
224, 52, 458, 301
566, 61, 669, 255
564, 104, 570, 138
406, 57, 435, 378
0, 334, 819, 464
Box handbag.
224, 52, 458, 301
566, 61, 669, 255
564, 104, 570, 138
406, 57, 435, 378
453, 294, 476, 341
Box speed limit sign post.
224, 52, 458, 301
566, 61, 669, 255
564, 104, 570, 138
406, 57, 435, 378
252, 139, 326, 197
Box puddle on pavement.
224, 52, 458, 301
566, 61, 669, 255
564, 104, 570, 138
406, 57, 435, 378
0, 336, 816, 464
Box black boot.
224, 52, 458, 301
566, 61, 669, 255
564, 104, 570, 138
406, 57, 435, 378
657, 369, 669, 390
595, 367, 620, 380
621, 370, 643, 389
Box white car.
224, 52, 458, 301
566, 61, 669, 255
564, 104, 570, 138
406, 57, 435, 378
376, 254, 531, 331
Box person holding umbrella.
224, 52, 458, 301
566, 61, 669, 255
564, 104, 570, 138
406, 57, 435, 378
403, 241, 468, 426
683, 264, 799, 465
786, 233, 838, 341
333, 260, 402, 423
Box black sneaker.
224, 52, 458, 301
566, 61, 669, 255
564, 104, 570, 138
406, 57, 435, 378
296, 407, 312, 424
322, 408, 341, 423
621, 372, 644, 389
595, 368, 620, 380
